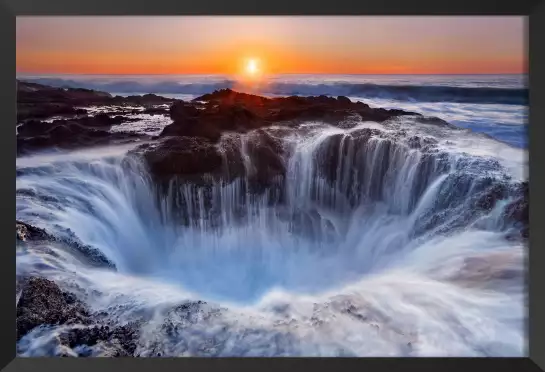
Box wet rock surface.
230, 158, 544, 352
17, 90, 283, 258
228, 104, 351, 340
161, 100, 264, 142
16, 221, 137, 356
134, 127, 288, 191
139, 89, 420, 185
16, 81, 529, 243
137, 90, 420, 186
503, 181, 529, 239
192, 89, 421, 124
16, 80, 178, 154
16, 220, 116, 269
16, 277, 91, 340
17, 116, 143, 155
16, 275, 141, 357
134, 137, 225, 185
163, 89, 421, 142
240, 129, 288, 195
17, 81, 423, 165
59, 323, 140, 357
17, 80, 175, 122
17, 126, 134, 156
143, 106, 170, 115
16, 220, 51, 242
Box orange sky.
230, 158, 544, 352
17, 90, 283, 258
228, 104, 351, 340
16, 16, 526, 75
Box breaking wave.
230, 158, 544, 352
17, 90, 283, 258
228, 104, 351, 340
19, 77, 527, 105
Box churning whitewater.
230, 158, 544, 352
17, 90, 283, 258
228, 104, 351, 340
16, 117, 526, 357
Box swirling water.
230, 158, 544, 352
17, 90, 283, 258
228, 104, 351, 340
16, 111, 527, 356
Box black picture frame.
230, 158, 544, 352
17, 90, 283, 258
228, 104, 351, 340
3, 1, 543, 371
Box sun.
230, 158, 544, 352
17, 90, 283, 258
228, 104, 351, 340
245, 58, 259, 76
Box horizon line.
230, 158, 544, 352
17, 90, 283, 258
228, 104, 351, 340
16, 72, 527, 77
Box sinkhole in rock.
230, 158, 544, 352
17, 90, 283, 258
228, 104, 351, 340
114, 199, 411, 304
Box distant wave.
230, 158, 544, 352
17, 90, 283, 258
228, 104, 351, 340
20, 77, 528, 105
270, 83, 527, 105
21, 77, 234, 96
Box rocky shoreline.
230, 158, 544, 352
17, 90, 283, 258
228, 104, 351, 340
16, 220, 137, 356
15, 80, 529, 356
16, 79, 424, 155
16, 276, 141, 357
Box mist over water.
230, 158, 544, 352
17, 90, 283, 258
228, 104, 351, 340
16, 112, 527, 356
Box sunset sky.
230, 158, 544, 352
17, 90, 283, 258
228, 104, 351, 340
16, 16, 526, 75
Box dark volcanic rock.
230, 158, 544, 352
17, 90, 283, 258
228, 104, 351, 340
140, 89, 428, 208
59, 323, 139, 357
182, 89, 422, 139
16, 82, 149, 154
124, 94, 173, 105
16, 277, 91, 340
163, 100, 265, 142
336, 95, 352, 105
143, 107, 169, 115
80, 113, 135, 127
16, 220, 115, 269
16, 220, 51, 242
132, 129, 289, 225
169, 101, 199, 120
18, 114, 138, 135
17, 103, 83, 122
17, 80, 176, 122
503, 181, 529, 239
17, 81, 114, 121
17, 116, 143, 155
417, 116, 458, 128
16, 275, 140, 356
160, 89, 423, 146
15, 223, 131, 352
136, 137, 225, 185
474, 183, 509, 211
407, 136, 422, 149
242, 130, 287, 194
17, 119, 49, 137
17, 82, 431, 158
194, 89, 270, 106
137, 128, 288, 192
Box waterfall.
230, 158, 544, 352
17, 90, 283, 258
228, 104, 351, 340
16, 120, 526, 357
